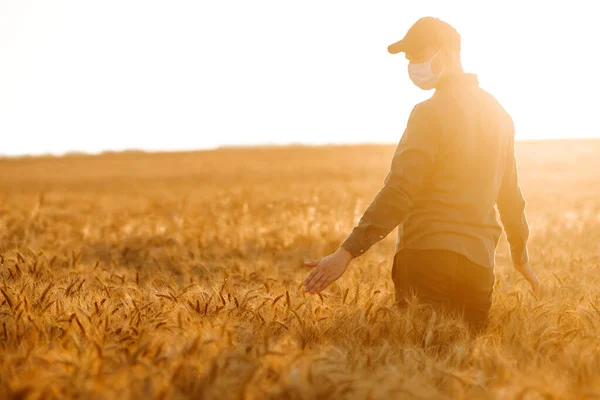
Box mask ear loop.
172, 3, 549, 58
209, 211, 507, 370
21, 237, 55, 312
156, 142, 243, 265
430, 48, 446, 78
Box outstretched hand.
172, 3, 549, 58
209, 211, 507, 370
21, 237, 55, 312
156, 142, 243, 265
303, 247, 354, 293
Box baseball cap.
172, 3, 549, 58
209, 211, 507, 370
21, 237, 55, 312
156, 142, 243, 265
388, 17, 461, 56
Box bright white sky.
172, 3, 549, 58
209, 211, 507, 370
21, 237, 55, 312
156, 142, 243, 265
1, 1, 598, 156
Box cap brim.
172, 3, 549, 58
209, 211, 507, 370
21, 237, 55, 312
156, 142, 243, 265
387, 39, 405, 54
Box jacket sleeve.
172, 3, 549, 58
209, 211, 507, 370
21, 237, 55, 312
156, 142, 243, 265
496, 123, 530, 265
340, 102, 439, 258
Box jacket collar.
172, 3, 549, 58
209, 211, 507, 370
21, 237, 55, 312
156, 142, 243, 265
436, 72, 479, 92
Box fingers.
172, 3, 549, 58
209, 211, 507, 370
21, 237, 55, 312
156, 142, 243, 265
304, 260, 320, 268
303, 269, 329, 293
530, 284, 540, 298
526, 278, 539, 295
303, 268, 318, 286
515, 263, 541, 298
308, 273, 329, 293
524, 273, 540, 297
531, 279, 541, 297
304, 270, 323, 293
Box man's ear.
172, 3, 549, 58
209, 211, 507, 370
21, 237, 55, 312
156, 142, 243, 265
431, 48, 448, 75
439, 47, 452, 65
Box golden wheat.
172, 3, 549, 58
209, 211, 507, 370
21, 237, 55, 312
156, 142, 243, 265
1, 142, 600, 399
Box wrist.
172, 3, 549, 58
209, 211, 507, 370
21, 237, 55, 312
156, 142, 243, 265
337, 246, 355, 262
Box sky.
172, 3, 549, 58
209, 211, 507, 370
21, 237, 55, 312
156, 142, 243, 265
1, 1, 598, 156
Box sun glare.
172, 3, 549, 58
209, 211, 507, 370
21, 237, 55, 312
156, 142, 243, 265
0, 1, 597, 155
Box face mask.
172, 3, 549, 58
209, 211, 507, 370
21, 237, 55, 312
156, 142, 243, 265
407, 50, 445, 90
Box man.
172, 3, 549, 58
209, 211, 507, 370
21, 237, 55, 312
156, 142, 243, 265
302, 17, 540, 332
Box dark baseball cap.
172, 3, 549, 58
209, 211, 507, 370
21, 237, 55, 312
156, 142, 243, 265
388, 17, 461, 56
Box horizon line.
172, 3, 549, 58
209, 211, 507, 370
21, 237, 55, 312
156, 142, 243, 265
1, 136, 599, 159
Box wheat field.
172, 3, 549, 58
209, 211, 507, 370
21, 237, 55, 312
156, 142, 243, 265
1, 140, 600, 399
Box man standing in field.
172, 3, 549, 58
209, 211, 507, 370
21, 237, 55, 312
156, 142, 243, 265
302, 17, 540, 332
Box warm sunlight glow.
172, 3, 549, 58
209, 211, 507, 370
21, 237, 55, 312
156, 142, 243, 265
1, 1, 598, 156
2, 4, 600, 397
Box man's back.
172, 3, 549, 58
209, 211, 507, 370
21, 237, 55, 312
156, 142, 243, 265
396, 73, 528, 268
340, 73, 529, 270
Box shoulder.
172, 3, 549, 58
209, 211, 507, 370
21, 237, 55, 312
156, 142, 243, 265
410, 98, 438, 116
407, 98, 440, 128
478, 87, 514, 129
400, 98, 442, 150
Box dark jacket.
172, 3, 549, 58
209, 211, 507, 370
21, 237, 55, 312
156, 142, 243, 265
340, 73, 529, 268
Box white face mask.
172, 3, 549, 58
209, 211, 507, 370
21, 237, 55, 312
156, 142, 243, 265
407, 50, 445, 90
